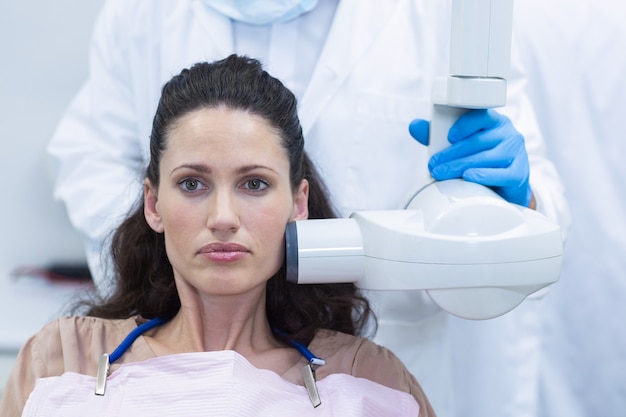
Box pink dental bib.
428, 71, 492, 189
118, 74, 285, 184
22, 350, 419, 416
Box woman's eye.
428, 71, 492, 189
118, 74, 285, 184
244, 178, 269, 191
178, 178, 205, 192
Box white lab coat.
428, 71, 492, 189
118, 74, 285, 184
47, 1, 569, 416
514, 1, 626, 416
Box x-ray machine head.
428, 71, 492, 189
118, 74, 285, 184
284, 0, 562, 320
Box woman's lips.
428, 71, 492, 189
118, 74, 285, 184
199, 242, 249, 262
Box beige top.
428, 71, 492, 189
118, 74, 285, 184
0, 316, 435, 417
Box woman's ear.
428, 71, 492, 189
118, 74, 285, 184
292, 179, 309, 220
144, 179, 164, 233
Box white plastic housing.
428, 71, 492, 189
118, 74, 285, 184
285, 180, 562, 320
402, 180, 562, 319
449, 0, 513, 78
429, 0, 513, 159
285, 219, 363, 285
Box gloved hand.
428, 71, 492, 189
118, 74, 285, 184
409, 108, 533, 207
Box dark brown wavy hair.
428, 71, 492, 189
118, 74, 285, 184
83, 55, 373, 345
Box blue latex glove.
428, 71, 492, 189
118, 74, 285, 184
409, 108, 532, 207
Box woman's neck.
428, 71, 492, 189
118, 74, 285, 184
156, 286, 277, 352
144, 287, 301, 374
142, 276, 303, 374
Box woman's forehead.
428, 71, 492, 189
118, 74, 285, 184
161, 107, 288, 170
169, 107, 279, 142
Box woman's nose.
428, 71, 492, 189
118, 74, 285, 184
206, 190, 240, 233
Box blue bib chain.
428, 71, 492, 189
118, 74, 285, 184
95, 317, 325, 407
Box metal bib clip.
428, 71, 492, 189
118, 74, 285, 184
95, 353, 110, 396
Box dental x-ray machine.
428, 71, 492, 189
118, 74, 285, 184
285, 0, 562, 320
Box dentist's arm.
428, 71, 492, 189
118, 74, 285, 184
47, 0, 144, 289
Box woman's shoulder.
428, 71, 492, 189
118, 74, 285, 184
40, 315, 137, 345
30, 315, 143, 376
310, 329, 435, 416
311, 329, 409, 378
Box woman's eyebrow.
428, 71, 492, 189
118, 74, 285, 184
235, 164, 279, 175
170, 163, 279, 176
170, 163, 210, 176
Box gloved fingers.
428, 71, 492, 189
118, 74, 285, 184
429, 134, 527, 177
408, 118, 430, 146
410, 109, 513, 148
429, 127, 512, 167
426, 107, 532, 207
462, 156, 531, 206
448, 108, 507, 144
464, 170, 531, 206
430, 150, 511, 180
462, 166, 524, 188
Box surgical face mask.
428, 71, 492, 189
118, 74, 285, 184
203, 0, 319, 25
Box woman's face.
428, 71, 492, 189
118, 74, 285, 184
144, 107, 308, 297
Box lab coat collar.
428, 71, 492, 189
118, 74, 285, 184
189, 0, 235, 57
299, 0, 401, 136
185, 0, 400, 137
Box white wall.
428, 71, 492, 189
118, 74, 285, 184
0, 1, 105, 269
0, 0, 105, 396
